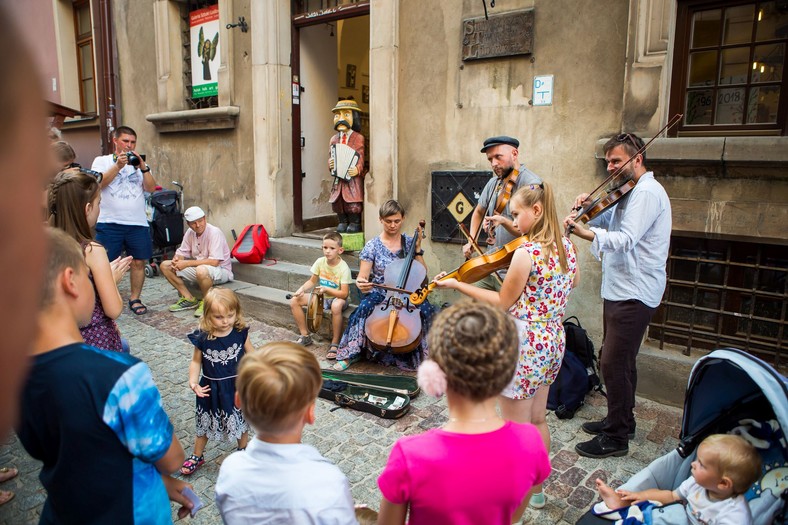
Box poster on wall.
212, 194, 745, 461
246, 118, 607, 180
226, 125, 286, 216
190, 5, 220, 99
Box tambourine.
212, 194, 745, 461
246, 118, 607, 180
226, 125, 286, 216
306, 290, 324, 333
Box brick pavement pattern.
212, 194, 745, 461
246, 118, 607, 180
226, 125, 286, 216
0, 276, 682, 524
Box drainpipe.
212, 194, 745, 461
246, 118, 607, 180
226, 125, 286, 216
95, 0, 119, 154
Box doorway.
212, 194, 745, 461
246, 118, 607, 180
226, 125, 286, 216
292, 6, 370, 234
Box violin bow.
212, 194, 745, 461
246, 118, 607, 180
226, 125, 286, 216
573, 113, 683, 214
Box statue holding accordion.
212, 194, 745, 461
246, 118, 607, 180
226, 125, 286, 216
328, 99, 366, 234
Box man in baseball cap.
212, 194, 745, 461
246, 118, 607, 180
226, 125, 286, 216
462, 135, 543, 291
160, 206, 234, 317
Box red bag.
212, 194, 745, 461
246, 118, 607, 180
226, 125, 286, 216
231, 224, 275, 265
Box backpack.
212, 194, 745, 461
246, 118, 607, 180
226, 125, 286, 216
231, 224, 274, 265
547, 316, 603, 419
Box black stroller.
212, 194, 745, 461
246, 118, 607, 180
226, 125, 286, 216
144, 181, 184, 277
578, 348, 788, 525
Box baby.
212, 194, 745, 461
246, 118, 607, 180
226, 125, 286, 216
596, 433, 761, 524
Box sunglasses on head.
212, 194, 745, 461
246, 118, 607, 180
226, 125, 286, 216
67, 163, 103, 183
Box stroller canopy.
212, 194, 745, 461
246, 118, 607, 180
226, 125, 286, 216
680, 348, 788, 457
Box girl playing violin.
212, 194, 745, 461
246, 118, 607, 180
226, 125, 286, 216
334, 200, 436, 371
433, 182, 578, 509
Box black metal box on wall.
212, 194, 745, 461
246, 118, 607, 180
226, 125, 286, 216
431, 171, 493, 244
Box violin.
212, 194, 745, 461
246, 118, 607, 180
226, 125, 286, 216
459, 223, 503, 286
364, 221, 427, 354
566, 114, 682, 236
409, 234, 527, 306
481, 168, 519, 244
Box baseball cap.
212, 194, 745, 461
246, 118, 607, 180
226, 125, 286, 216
480, 135, 520, 153
184, 206, 206, 222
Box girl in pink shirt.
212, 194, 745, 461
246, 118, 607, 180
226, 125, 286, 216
377, 301, 551, 525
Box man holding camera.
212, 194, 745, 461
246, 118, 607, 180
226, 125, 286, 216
91, 126, 157, 315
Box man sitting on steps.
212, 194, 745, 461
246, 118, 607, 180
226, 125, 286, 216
161, 206, 233, 317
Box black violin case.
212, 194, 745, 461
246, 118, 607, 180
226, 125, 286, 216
319, 371, 419, 419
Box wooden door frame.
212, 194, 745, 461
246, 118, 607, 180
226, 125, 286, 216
290, 2, 370, 231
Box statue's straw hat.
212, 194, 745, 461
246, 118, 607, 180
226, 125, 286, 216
332, 99, 361, 113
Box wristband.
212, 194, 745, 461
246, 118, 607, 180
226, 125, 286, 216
141, 167, 151, 173
415, 250, 424, 256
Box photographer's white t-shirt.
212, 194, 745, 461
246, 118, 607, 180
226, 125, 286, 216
91, 154, 148, 226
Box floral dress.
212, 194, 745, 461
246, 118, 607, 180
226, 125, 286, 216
502, 237, 578, 400
80, 274, 122, 352
336, 235, 435, 370
188, 327, 250, 441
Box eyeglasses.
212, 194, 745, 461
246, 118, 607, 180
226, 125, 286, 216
69, 163, 103, 183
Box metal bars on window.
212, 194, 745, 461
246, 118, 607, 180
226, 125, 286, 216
649, 236, 787, 370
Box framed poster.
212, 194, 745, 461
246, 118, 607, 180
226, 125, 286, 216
190, 5, 220, 98
362, 85, 369, 104
346, 64, 357, 89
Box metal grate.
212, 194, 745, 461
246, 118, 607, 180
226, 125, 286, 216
649, 236, 787, 370
182, 0, 218, 109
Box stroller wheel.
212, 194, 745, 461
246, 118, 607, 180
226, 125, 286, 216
151, 262, 160, 276
144, 264, 154, 278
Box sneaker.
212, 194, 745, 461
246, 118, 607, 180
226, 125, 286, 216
294, 335, 313, 346
169, 297, 200, 312
575, 434, 629, 459
529, 491, 546, 509
193, 300, 204, 318
582, 418, 636, 440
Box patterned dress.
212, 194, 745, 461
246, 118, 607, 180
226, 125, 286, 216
80, 274, 123, 352
336, 235, 436, 370
502, 237, 578, 400
188, 328, 250, 441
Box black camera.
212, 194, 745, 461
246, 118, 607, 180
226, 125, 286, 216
126, 152, 141, 167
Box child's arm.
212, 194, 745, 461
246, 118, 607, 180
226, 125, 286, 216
617, 488, 680, 506
243, 333, 255, 355
377, 496, 407, 525
321, 282, 349, 300
188, 348, 210, 398
155, 432, 187, 474
512, 490, 534, 523
84, 242, 126, 319
293, 275, 319, 298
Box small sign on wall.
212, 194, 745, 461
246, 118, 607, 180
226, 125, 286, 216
533, 75, 553, 106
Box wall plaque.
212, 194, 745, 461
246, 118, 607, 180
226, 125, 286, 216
462, 10, 534, 61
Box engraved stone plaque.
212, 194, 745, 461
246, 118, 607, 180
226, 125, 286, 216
462, 10, 534, 61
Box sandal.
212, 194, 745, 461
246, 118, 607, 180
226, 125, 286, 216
179, 454, 204, 475
333, 355, 360, 371
0, 467, 17, 484
0, 490, 13, 506
326, 344, 339, 360
128, 299, 148, 315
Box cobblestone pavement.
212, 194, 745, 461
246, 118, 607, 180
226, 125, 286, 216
0, 276, 682, 524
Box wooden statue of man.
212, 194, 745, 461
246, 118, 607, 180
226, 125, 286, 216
328, 99, 366, 233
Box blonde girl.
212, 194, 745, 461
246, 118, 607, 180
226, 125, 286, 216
181, 287, 252, 475
433, 182, 579, 508
378, 301, 551, 524
47, 169, 131, 351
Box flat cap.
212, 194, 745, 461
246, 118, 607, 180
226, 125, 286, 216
480, 135, 520, 153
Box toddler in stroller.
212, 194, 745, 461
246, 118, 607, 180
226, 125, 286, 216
579, 348, 788, 525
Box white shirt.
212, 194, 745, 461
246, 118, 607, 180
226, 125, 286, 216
91, 154, 148, 226
677, 477, 752, 525
588, 172, 672, 308
215, 438, 358, 525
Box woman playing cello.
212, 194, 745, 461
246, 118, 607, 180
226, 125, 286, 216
334, 200, 436, 371
433, 182, 578, 510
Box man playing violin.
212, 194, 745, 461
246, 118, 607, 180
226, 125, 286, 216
463, 136, 543, 291
563, 133, 672, 459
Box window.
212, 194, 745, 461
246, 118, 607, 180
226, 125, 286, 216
650, 236, 787, 370
292, 0, 369, 17
73, 0, 96, 114
182, 0, 218, 109
670, 0, 788, 135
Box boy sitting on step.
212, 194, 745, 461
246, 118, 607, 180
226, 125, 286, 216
289, 232, 352, 358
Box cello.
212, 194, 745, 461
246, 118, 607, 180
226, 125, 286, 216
566, 114, 682, 235
364, 221, 427, 354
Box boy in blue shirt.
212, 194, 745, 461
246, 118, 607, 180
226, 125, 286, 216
16, 228, 193, 524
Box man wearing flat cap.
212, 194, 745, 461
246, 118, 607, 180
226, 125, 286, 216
160, 206, 233, 317
328, 99, 366, 233
463, 136, 543, 290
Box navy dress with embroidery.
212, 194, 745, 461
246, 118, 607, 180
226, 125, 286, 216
188, 327, 249, 441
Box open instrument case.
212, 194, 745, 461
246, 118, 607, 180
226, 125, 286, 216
319, 371, 419, 419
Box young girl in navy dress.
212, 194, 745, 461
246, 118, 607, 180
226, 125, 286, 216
377, 301, 550, 524
434, 182, 578, 509
181, 287, 252, 475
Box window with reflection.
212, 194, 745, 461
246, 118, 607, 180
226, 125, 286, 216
671, 0, 787, 135
74, 0, 96, 114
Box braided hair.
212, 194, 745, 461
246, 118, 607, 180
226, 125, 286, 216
47, 169, 100, 246
426, 300, 518, 401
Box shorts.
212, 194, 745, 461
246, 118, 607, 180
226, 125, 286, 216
176, 265, 231, 284
95, 223, 153, 261
324, 296, 349, 310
